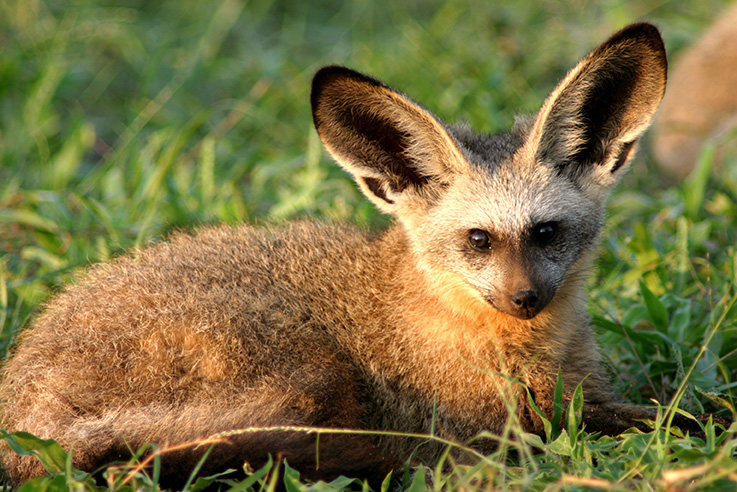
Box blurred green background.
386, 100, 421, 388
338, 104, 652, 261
1, 0, 736, 413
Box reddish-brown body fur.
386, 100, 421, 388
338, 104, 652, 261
0, 24, 687, 487
2, 224, 608, 483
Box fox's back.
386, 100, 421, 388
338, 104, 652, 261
1, 223, 391, 427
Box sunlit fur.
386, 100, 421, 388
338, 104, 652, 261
1, 24, 672, 487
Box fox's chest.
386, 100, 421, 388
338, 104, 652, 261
359, 318, 559, 441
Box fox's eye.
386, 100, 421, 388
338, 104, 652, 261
533, 222, 558, 245
468, 229, 491, 250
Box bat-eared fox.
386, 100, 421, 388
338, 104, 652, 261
0, 22, 713, 488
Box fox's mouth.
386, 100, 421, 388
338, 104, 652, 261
512, 308, 538, 320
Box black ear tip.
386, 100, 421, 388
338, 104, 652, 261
311, 66, 390, 125
622, 22, 660, 35
311, 66, 349, 111
312, 65, 357, 88
311, 66, 378, 92
609, 22, 665, 54
614, 22, 661, 39
311, 66, 386, 103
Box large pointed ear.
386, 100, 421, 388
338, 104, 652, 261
311, 66, 469, 216
526, 23, 667, 200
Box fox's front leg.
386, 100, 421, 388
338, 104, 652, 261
582, 401, 730, 437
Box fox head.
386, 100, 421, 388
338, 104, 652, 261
311, 23, 666, 321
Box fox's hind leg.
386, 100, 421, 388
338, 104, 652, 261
82, 401, 396, 488
2, 370, 397, 488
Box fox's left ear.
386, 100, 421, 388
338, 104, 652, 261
527, 23, 666, 201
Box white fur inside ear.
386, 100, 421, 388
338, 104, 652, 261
582, 140, 638, 202
356, 175, 398, 211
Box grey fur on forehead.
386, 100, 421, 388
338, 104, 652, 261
446, 117, 531, 168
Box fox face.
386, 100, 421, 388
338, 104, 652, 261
415, 155, 604, 319
312, 23, 666, 321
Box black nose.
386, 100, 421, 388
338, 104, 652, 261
511, 290, 539, 310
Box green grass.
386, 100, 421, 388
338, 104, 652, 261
1, 0, 737, 490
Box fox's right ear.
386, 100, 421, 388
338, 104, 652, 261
311, 66, 469, 217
